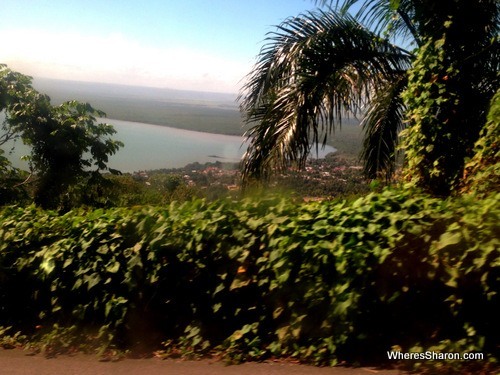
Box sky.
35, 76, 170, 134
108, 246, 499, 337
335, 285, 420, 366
0, 0, 323, 94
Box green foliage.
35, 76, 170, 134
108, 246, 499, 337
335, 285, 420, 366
400, 1, 498, 195
271, 155, 371, 199
0, 190, 498, 368
0, 64, 123, 209
401, 36, 458, 193
1, 65, 32, 204
0, 326, 27, 349
97, 173, 202, 207
240, 1, 499, 194
402, 17, 498, 195
460, 90, 500, 196
0, 149, 29, 205
99, 174, 165, 206
239, 8, 411, 182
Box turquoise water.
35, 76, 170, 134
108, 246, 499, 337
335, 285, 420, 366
2, 118, 336, 172
105, 118, 246, 171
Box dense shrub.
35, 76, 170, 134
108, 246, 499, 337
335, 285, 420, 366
460, 89, 500, 196
0, 189, 498, 366
0, 152, 29, 206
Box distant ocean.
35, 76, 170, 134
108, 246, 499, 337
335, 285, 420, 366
2, 117, 336, 172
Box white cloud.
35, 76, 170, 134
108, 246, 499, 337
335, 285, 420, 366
0, 28, 251, 93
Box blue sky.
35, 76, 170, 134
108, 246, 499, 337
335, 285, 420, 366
0, 0, 324, 93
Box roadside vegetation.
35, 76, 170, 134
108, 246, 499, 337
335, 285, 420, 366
0, 0, 499, 373
0, 189, 498, 373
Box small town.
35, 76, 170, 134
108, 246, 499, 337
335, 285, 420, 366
129, 153, 370, 203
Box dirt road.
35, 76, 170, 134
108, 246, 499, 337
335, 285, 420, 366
0, 349, 406, 375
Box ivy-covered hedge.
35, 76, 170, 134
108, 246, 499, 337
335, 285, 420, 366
461, 89, 500, 197
0, 190, 499, 365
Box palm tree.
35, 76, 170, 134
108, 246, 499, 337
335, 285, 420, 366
239, 0, 498, 193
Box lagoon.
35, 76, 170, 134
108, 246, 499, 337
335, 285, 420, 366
2, 118, 336, 172
105, 118, 246, 171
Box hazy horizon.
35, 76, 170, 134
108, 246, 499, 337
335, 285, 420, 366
0, 0, 321, 94
27, 76, 245, 139
32, 75, 240, 100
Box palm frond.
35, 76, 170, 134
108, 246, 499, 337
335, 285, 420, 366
314, 1, 419, 47
239, 9, 411, 182
347, 1, 419, 46
360, 74, 407, 180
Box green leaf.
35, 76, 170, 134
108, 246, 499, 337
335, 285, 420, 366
213, 303, 222, 313
41, 258, 55, 274
437, 231, 462, 250
85, 274, 101, 291
389, 0, 401, 11
230, 277, 251, 290
272, 306, 284, 320
213, 283, 225, 296
107, 261, 120, 273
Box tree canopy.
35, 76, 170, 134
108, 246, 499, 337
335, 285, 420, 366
0, 64, 123, 208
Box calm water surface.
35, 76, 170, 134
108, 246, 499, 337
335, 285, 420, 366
3, 118, 336, 172
107, 119, 246, 171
